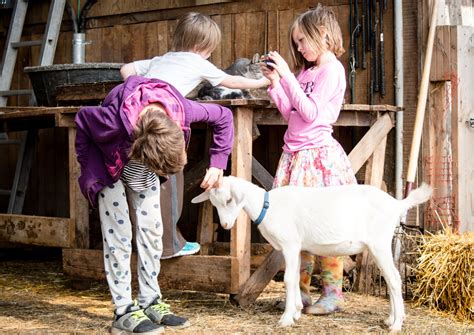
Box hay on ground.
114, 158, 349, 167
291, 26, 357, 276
412, 228, 473, 321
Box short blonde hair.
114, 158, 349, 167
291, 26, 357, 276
172, 12, 221, 54
289, 5, 345, 71
130, 109, 187, 176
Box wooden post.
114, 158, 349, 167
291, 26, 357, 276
230, 106, 253, 293
68, 127, 89, 249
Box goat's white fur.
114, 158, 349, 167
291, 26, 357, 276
192, 176, 432, 331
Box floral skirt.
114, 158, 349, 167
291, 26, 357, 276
273, 138, 357, 189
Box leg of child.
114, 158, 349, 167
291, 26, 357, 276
98, 180, 134, 313
299, 251, 315, 307
128, 180, 190, 328
160, 173, 185, 257
305, 256, 344, 315
124, 181, 163, 307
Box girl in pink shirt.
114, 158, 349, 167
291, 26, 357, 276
260, 5, 356, 315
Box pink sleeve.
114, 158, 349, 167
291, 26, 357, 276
279, 66, 344, 124
268, 81, 293, 121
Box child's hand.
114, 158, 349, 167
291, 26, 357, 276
266, 51, 292, 78
259, 62, 280, 84
201, 167, 223, 191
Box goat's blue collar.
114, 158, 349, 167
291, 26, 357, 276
253, 191, 270, 226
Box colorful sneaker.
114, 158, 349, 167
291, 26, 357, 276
161, 241, 200, 259
144, 298, 191, 328
112, 303, 164, 335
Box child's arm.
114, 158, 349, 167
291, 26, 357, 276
188, 101, 234, 189
219, 75, 270, 90
279, 67, 342, 123
120, 63, 137, 80
259, 61, 293, 120
267, 51, 343, 123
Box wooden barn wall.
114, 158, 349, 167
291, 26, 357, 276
0, 0, 418, 222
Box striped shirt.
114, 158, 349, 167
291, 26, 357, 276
121, 160, 157, 192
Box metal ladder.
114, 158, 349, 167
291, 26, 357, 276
0, 0, 66, 214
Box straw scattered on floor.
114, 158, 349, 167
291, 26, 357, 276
411, 228, 473, 321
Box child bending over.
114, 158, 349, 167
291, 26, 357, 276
75, 76, 234, 334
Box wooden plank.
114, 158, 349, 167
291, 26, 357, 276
68, 128, 89, 248
232, 249, 284, 307
0, 214, 73, 247
55, 82, 122, 106
230, 106, 253, 292
364, 137, 388, 188
348, 113, 394, 173
197, 202, 215, 255
251, 156, 273, 190
453, 26, 474, 233
63, 248, 235, 293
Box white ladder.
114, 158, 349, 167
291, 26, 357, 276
0, 0, 65, 214
0, 0, 66, 106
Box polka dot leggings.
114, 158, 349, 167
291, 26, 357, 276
98, 179, 163, 312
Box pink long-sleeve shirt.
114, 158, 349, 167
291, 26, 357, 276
268, 59, 346, 153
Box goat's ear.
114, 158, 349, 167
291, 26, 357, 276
191, 192, 209, 204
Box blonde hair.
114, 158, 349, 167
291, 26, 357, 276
171, 12, 221, 54
289, 5, 345, 71
130, 109, 187, 176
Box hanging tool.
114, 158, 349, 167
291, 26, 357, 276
349, 0, 360, 103
379, 0, 386, 97
361, 0, 367, 69
405, 0, 439, 197
372, 0, 379, 93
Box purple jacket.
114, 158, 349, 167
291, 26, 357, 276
75, 76, 234, 207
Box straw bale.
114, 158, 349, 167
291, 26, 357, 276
412, 228, 473, 321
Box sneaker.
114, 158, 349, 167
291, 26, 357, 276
161, 241, 200, 259
112, 303, 164, 335
144, 298, 191, 328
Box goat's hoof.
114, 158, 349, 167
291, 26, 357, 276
384, 316, 394, 327
293, 310, 301, 321
388, 320, 403, 333
278, 316, 294, 327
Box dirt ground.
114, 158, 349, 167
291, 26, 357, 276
0, 248, 473, 334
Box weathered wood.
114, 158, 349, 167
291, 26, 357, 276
232, 249, 284, 307
63, 248, 236, 293
56, 81, 121, 106
68, 128, 89, 248
364, 136, 388, 188
0, 214, 73, 247
348, 113, 394, 173
230, 106, 253, 292
251, 156, 273, 190
183, 158, 208, 194
197, 202, 215, 255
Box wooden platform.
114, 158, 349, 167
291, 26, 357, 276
0, 100, 400, 300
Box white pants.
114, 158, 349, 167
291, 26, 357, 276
98, 179, 163, 311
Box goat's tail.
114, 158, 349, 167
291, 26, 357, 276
401, 183, 432, 210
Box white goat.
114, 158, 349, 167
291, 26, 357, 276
192, 176, 432, 331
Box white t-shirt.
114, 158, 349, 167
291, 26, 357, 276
133, 52, 227, 96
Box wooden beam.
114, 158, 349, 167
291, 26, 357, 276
63, 248, 236, 293
232, 249, 284, 307
68, 128, 89, 248
348, 113, 394, 173
0, 214, 74, 247
251, 156, 273, 190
